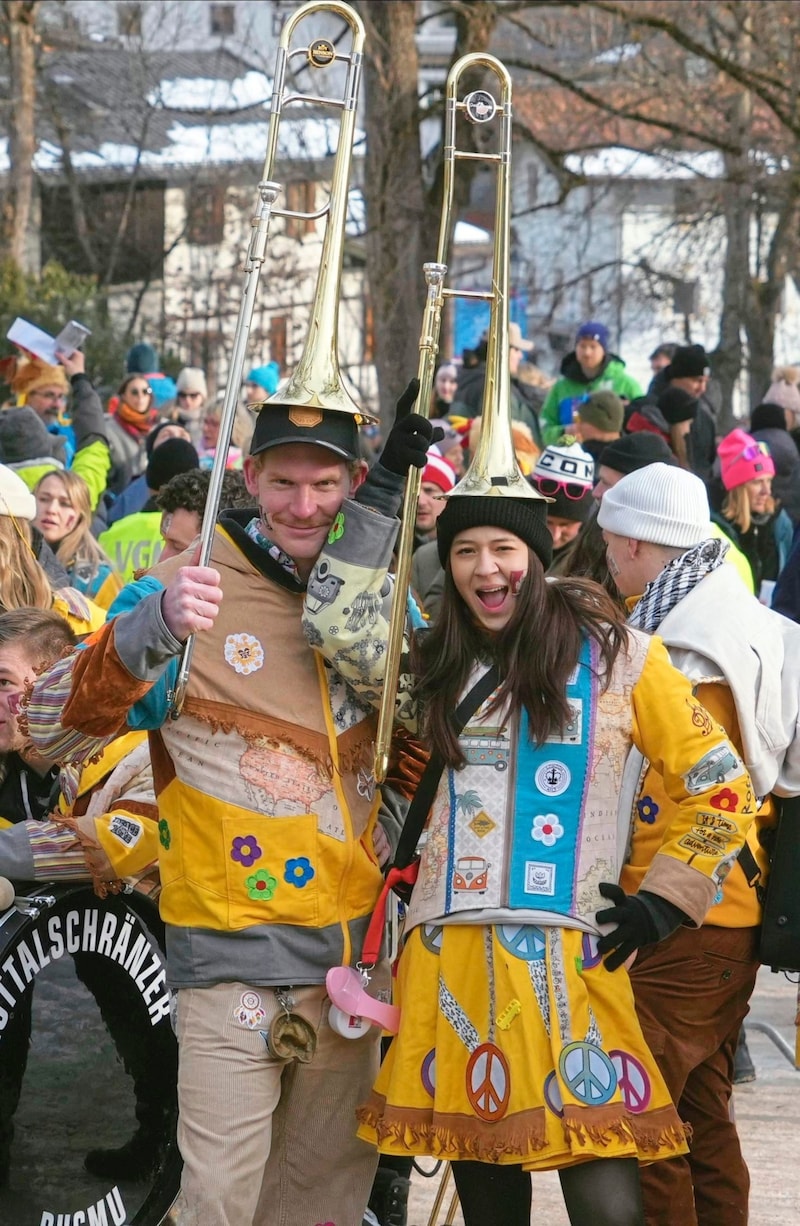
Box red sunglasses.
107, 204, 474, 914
534, 476, 591, 500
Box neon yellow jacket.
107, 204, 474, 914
98, 511, 163, 583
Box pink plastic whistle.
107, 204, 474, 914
325, 966, 400, 1033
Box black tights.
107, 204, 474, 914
452, 1157, 644, 1226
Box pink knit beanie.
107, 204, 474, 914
718, 428, 775, 491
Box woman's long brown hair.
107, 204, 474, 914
413, 552, 630, 769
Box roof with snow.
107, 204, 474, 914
0, 46, 361, 180
564, 147, 725, 180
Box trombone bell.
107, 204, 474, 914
257, 0, 376, 426
264, 351, 369, 425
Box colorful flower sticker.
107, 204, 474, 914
531, 814, 564, 847
231, 835, 262, 867
223, 632, 264, 676
710, 787, 738, 812
158, 818, 171, 850
636, 796, 659, 824
327, 511, 345, 544
245, 868, 277, 901
284, 857, 315, 889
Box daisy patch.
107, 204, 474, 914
224, 632, 264, 675
531, 814, 564, 847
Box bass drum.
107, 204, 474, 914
0, 883, 180, 1225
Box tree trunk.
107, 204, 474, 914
746, 280, 782, 408
744, 171, 799, 408
711, 156, 749, 433
4, 0, 40, 273
358, 0, 427, 430
358, 0, 497, 432
709, 39, 752, 434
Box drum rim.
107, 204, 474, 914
0, 881, 181, 1225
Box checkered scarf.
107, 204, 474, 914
628, 537, 728, 634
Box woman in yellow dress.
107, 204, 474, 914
304, 482, 754, 1226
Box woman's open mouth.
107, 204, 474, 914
476, 585, 508, 611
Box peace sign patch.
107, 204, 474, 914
609, 1049, 651, 1114
466, 1042, 511, 1121
496, 924, 546, 961
543, 1069, 564, 1118
559, 1041, 617, 1106
420, 924, 444, 955
581, 932, 603, 970
421, 1048, 436, 1097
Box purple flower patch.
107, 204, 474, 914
231, 835, 262, 867
284, 857, 315, 889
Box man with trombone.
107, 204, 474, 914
18, 5, 443, 1223
23, 379, 436, 1226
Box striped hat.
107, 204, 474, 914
421, 447, 456, 494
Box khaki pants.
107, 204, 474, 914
173, 981, 381, 1226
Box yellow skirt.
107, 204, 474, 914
357, 923, 688, 1171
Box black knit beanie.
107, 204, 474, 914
436, 495, 553, 569
146, 420, 183, 459
658, 386, 698, 425
666, 344, 710, 381
146, 438, 200, 491
750, 402, 787, 433
600, 432, 674, 473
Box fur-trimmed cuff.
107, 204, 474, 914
640, 855, 716, 928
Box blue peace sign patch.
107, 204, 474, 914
559, 1041, 617, 1106
496, 924, 546, 961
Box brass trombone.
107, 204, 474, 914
168, 0, 369, 716
374, 53, 544, 780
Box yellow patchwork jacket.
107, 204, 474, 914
26, 512, 386, 989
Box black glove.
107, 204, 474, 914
378, 379, 443, 477
595, 883, 687, 971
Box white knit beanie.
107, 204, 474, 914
176, 367, 208, 398
597, 463, 711, 548
0, 464, 36, 520
533, 441, 594, 488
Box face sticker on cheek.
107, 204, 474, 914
510, 571, 525, 595
7, 693, 21, 715
606, 551, 620, 578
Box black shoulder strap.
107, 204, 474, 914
736, 840, 765, 906
392, 664, 501, 869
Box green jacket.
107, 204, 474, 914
12, 438, 109, 511
541, 353, 643, 445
